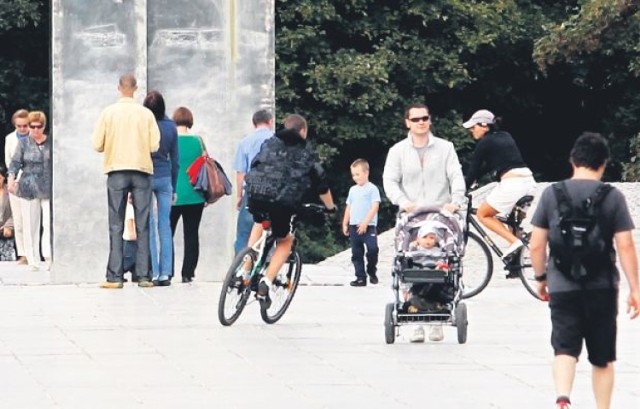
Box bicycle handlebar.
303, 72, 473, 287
301, 203, 338, 214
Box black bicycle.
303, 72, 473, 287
460, 190, 542, 300
218, 204, 329, 325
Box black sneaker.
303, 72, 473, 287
350, 278, 367, 287
368, 274, 379, 285
257, 281, 272, 309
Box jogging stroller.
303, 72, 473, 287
384, 206, 469, 344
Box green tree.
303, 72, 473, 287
534, 0, 640, 180
0, 0, 49, 143
275, 0, 572, 261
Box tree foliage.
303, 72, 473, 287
0, 0, 48, 137
276, 0, 584, 261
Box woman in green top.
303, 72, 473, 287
170, 107, 206, 283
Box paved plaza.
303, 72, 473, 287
0, 261, 638, 409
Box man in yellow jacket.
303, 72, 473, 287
92, 74, 160, 288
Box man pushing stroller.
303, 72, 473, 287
383, 103, 466, 342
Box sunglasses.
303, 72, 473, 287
408, 115, 430, 123
29, 124, 44, 129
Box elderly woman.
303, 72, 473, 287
8, 111, 52, 271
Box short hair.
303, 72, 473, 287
404, 103, 429, 119
11, 109, 28, 125
172, 106, 194, 128
0, 164, 7, 179
119, 74, 137, 89
351, 158, 370, 172
570, 132, 610, 170
143, 91, 166, 120
283, 114, 307, 134
28, 111, 47, 128
252, 110, 273, 126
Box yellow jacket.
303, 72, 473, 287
92, 97, 160, 174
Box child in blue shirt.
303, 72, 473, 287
342, 159, 381, 286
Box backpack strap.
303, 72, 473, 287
583, 183, 612, 215
552, 181, 573, 218
586, 183, 615, 288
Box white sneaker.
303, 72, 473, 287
502, 239, 524, 260
429, 325, 444, 342
409, 326, 425, 343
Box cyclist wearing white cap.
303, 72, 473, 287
463, 109, 536, 259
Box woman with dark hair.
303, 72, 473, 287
143, 91, 179, 286
463, 109, 536, 259
170, 106, 205, 283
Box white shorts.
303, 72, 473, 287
486, 172, 536, 215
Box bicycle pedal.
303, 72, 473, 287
505, 271, 520, 279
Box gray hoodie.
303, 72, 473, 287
383, 132, 465, 209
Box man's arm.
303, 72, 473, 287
382, 146, 411, 210
614, 230, 640, 319
235, 172, 245, 210
319, 190, 336, 211
149, 117, 160, 153
91, 113, 106, 152
530, 226, 549, 301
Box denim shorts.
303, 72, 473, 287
549, 289, 618, 367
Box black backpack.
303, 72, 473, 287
245, 134, 315, 209
548, 181, 614, 282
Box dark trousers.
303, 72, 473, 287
170, 203, 204, 279
106, 171, 152, 282
349, 225, 379, 279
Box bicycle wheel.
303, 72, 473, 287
218, 248, 255, 326
260, 250, 302, 324
517, 234, 544, 301
461, 231, 493, 299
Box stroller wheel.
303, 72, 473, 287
455, 302, 468, 344
384, 303, 395, 344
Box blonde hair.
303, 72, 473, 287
28, 111, 47, 128
351, 158, 369, 172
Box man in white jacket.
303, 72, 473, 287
4, 109, 29, 264
383, 103, 466, 342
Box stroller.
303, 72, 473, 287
384, 206, 469, 344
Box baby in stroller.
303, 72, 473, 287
404, 222, 450, 313
389, 206, 466, 343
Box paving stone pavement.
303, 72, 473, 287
0, 261, 638, 408
0, 182, 639, 408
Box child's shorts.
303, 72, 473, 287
549, 289, 618, 367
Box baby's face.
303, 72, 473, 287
417, 233, 437, 248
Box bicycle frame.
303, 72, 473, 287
464, 195, 525, 264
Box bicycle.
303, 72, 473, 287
460, 188, 542, 300
217, 203, 330, 326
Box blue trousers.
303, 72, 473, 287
348, 225, 379, 279
234, 193, 254, 255
149, 176, 173, 280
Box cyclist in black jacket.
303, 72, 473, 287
244, 114, 336, 308
463, 109, 536, 259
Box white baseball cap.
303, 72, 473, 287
417, 223, 438, 238
463, 109, 495, 129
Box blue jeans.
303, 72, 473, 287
234, 193, 254, 255
106, 171, 152, 282
349, 225, 379, 279
149, 176, 173, 281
